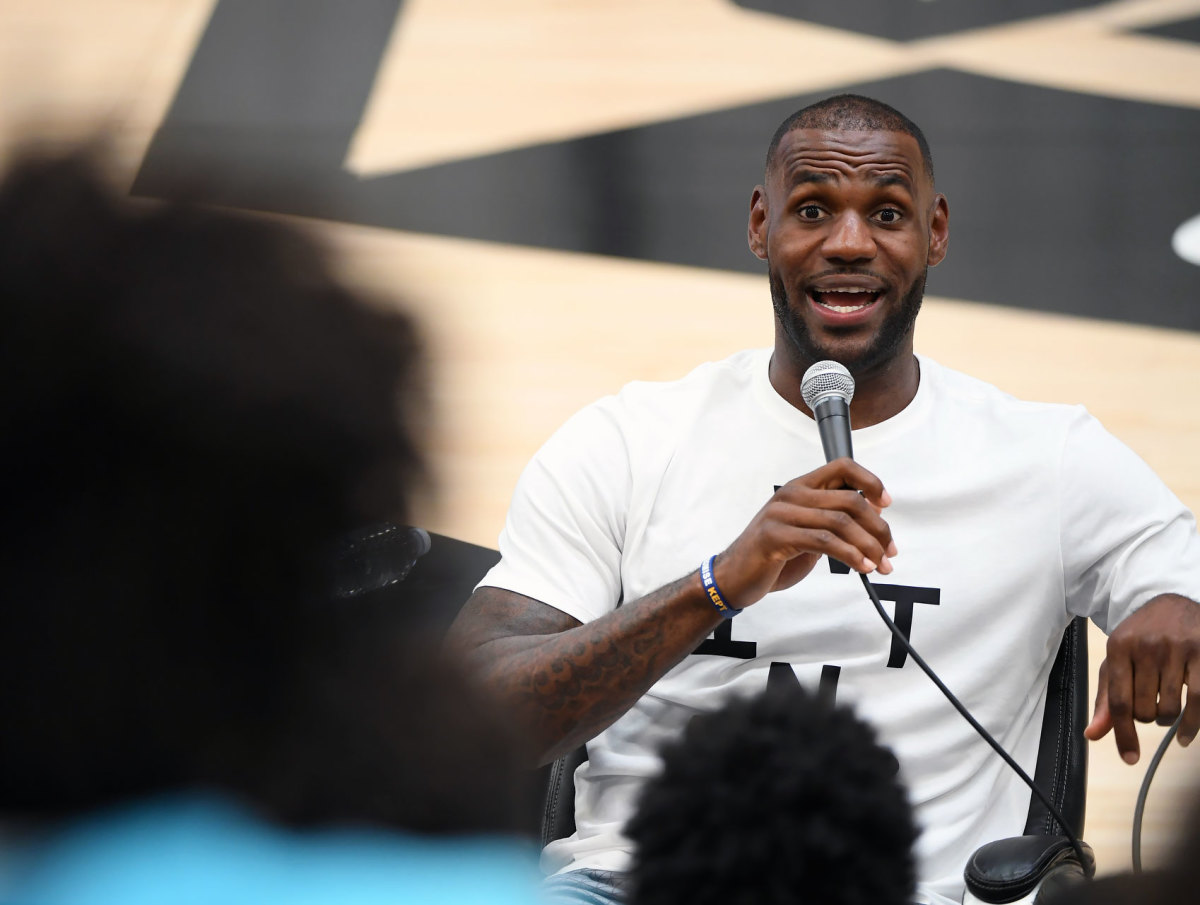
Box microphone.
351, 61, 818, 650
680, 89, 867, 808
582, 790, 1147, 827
800, 360, 855, 463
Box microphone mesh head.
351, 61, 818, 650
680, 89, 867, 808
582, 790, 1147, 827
800, 360, 855, 410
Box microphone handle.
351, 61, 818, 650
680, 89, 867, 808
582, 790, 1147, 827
814, 396, 853, 462
813, 395, 854, 572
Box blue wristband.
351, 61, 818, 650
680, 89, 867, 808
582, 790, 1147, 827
700, 555, 739, 618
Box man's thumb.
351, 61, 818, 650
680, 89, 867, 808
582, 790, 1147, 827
1084, 671, 1111, 741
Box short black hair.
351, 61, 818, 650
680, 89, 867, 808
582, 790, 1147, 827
627, 684, 918, 905
766, 93, 934, 183
0, 148, 529, 834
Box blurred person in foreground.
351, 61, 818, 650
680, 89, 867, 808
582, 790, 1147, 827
0, 148, 540, 905
626, 685, 918, 905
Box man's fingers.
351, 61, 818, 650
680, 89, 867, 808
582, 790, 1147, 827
1100, 594, 1200, 756
1132, 653, 1164, 724
1155, 656, 1185, 727
1104, 656, 1141, 764
810, 458, 890, 509
722, 463, 897, 606
767, 494, 893, 574
777, 483, 893, 542
1084, 661, 1111, 741
781, 461, 899, 557
1179, 665, 1200, 747
769, 521, 887, 576
803, 506, 891, 572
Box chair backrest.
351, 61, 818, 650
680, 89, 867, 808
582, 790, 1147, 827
540, 744, 588, 849
339, 525, 502, 631
1024, 616, 1089, 837
538, 617, 1090, 846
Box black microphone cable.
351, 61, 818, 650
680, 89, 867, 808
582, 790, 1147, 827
1132, 712, 1182, 874
856, 572, 1094, 875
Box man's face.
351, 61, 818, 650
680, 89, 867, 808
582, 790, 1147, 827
748, 128, 949, 376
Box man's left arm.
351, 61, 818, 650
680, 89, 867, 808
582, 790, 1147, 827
1085, 593, 1200, 763
1057, 409, 1200, 764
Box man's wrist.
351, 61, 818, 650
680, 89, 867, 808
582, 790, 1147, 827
700, 555, 740, 618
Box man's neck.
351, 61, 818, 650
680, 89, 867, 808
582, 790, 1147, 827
769, 349, 921, 430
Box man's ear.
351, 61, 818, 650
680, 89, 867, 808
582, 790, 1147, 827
748, 186, 769, 261
927, 193, 949, 267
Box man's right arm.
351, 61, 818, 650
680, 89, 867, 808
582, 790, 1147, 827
446, 576, 726, 766
446, 457, 897, 766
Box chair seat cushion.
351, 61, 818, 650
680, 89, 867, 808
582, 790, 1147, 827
964, 835, 1094, 903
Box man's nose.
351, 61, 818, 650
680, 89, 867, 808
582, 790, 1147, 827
822, 212, 876, 263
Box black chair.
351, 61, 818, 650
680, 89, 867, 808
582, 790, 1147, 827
540, 618, 1095, 903
333, 523, 501, 632
963, 616, 1095, 904
540, 743, 588, 849
337, 526, 557, 834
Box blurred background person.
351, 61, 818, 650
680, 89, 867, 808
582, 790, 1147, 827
0, 147, 540, 905
623, 685, 918, 905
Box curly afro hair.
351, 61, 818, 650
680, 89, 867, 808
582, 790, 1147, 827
627, 684, 918, 905
0, 147, 530, 836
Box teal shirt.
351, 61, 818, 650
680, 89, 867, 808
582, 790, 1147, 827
2, 794, 543, 905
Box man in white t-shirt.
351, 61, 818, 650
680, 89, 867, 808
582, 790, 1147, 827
446, 95, 1200, 905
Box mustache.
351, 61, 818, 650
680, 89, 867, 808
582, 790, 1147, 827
802, 267, 891, 287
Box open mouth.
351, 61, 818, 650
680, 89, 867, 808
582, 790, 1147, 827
810, 288, 882, 313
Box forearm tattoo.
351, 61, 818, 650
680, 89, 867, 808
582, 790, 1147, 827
455, 575, 719, 762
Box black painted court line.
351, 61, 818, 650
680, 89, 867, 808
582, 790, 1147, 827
730, 0, 1103, 42
134, 1, 1200, 333
1134, 15, 1200, 45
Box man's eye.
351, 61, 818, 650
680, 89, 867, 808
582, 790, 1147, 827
875, 208, 902, 224
798, 205, 823, 220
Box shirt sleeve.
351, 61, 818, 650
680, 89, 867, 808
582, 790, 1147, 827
476, 398, 631, 624
1059, 408, 1200, 632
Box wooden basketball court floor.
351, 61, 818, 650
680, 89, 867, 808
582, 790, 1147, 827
4, 0, 1200, 879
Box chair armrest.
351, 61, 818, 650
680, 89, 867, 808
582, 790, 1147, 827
964, 835, 1094, 904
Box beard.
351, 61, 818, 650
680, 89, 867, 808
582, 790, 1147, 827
769, 264, 927, 376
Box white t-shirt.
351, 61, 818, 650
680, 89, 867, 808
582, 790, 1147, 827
480, 350, 1200, 905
